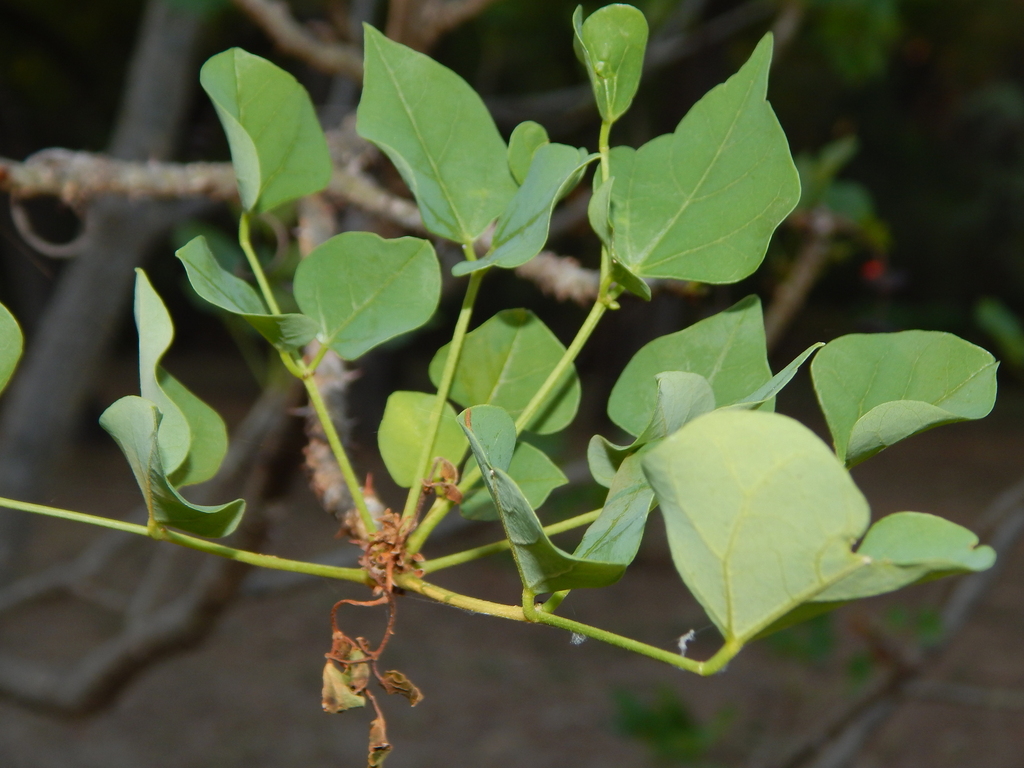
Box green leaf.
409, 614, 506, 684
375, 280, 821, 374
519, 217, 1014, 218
610, 259, 651, 301
727, 342, 824, 410
575, 451, 655, 568
100, 396, 245, 538
811, 331, 998, 466
378, 391, 468, 488
430, 309, 581, 434
608, 33, 800, 282
200, 48, 330, 213
508, 121, 550, 185
608, 295, 771, 436
815, 512, 995, 602
176, 236, 319, 351
573, 4, 649, 124
357, 26, 516, 243
976, 296, 1024, 368
294, 232, 440, 360
588, 175, 614, 246
458, 406, 625, 593
461, 441, 568, 521
159, 369, 228, 488
452, 144, 595, 276
642, 409, 869, 642
0, 301, 23, 396
135, 270, 193, 476
134, 270, 231, 486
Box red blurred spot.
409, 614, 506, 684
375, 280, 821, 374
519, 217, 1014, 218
861, 259, 886, 282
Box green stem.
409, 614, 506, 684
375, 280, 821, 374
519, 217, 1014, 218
401, 264, 485, 520
598, 120, 612, 182
540, 590, 569, 613
303, 374, 377, 533
421, 509, 602, 573
0, 497, 370, 584
239, 213, 282, 315
411, 293, 614, 552
514, 297, 608, 434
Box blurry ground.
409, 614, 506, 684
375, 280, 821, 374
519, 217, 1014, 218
1, 349, 1023, 768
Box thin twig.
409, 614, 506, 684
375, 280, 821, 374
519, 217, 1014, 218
233, 0, 363, 80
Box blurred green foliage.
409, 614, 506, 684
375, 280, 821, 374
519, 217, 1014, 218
614, 685, 733, 765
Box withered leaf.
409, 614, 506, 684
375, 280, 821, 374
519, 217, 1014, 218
368, 717, 392, 767
322, 662, 366, 713
382, 669, 424, 706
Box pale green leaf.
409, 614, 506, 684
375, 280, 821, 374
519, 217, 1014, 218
100, 396, 245, 538
608, 33, 800, 281
294, 232, 440, 360
378, 391, 468, 488
643, 409, 870, 642
160, 369, 228, 488
573, 4, 649, 124
357, 26, 516, 243
452, 144, 594, 276
0, 301, 23, 396
508, 121, 549, 185
588, 175, 614, 247
430, 309, 581, 434
815, 512, 995, 602
135, 270, 192, 476
811, 331, 998, 466
575, 452, 655, 567
176, 236, 318, 350
608, 295, 770, 436
727, 342, 824, 409
461, 441, 568, 521
200, 48, 330, 213
458, 406, 625, 593
134, 270, 232, 486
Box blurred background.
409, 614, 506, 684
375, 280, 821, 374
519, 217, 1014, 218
2, 0, 1024, 766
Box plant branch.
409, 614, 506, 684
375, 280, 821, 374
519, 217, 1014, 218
0, 496, 370, 585
515, 296, 609, 433
0, 150, 424, 233
421, 509, 602, 573
232, 0, 364, 80
401, 266, 485, 520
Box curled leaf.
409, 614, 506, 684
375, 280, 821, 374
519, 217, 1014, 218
382, 670, 424, 706
322, 662, 366, 713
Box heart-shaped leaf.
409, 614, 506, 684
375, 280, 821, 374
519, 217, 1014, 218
461, 440, 568, 521
642, 409, 869, 642
572, 4, 649, 124
608, 295, 770, 436
608, 33, 800, 282
452, 144, 595, 276
643, 409, 995, 644
0, 301, 23, 396
458, 405, 625, 593
378, 391, 468, 488
508, 121, 550, 185
357, 26, 516, 244
430, 309, 581, 434
294, 232, 440, 360
100, 396, 245, 538
135, 271, 230, 485
176, 236, 319, 351
811, 331, 998, 466
200, 48, 330, 213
